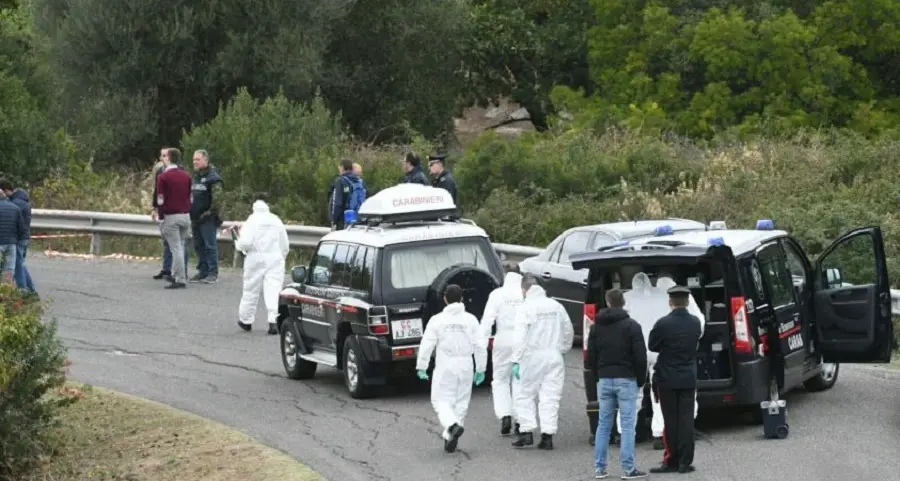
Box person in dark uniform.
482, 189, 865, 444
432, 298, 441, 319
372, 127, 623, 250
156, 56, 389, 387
400, 152, 429, 185
428, 154, 459, 205
647, 285, 702, 475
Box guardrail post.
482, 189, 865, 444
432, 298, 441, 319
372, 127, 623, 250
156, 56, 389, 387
89, 218, 102, 256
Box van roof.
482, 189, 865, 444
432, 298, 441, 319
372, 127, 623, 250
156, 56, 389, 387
322, 221, 489, 248
629, 229, 788, 256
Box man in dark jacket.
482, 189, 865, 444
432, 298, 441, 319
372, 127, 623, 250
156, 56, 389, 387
189, 149, 224, 284
0, 190, 25, 285
587, 288, 649, 479
428, 154, 459, 206
0, 180, 35, 293
648, 285, 702, 475
399, 152, 429, 185
329, 159, 366, 230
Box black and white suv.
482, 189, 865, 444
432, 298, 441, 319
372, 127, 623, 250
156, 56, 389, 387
276, 184, 504, 398
573, 220, 894, 444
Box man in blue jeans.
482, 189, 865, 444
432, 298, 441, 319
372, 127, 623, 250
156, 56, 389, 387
0, 190, 26, 285
586, 288, 649, 479
0, 180, 35, 293
189, 149, 224, 284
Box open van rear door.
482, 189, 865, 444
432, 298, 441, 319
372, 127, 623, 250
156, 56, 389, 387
813, 226, 893, 363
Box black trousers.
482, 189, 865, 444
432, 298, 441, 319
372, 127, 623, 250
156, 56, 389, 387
657, 387, 695, 468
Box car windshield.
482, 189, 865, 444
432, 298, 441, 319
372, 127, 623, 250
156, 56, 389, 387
387, 238, 492, 289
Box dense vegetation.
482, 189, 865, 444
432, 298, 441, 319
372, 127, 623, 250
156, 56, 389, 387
2, 0, 900, 264
0, 285, 72, 478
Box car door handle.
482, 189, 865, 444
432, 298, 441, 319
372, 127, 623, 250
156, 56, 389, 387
541, 272, 552, 280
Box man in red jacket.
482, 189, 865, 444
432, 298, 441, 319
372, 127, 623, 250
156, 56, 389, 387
156, 148, 193, 289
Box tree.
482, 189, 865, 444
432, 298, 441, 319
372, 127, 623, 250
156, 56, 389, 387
461, 0, 595, 131
320, 0, 471, 144
550, 1, 900, 138
28, 0, 350, 163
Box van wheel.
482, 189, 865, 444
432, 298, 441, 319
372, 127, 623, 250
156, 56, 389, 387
281, 319, 317, 379
343, 337, 374, 399
804, 362, 839, 392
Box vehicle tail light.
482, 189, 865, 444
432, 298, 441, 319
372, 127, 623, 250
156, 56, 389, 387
731, 296, 753, 354
583, 303, 597, 361
368, 306, 389, 335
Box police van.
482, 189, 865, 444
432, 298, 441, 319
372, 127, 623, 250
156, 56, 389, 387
572, 221, 894, 443
276, 184, 504, 398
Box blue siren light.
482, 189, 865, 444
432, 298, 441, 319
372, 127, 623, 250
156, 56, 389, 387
614, 240, 631, 246
756, 219, 775, 230
344, 209, 359, 226
654, 225, 674, 236
708, 237, 725, 246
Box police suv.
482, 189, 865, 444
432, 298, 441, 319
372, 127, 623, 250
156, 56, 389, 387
572, 220, 894, 443
276, 184, 504, 398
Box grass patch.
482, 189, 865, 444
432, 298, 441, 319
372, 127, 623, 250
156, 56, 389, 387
23, 383, 326, 481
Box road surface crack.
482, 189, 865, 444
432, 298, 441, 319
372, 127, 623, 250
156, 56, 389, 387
54, 288, 117, 301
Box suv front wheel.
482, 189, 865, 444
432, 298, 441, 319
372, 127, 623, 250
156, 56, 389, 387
281, 319, 317, 380
343, 337, 375, 399
803, 362, 839, 392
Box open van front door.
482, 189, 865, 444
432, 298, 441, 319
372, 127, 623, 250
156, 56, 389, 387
813, 226, 893, 363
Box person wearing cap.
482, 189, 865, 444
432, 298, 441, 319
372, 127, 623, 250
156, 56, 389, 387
647, 285, 702, 474
399, 152, 429, 185
428, 154, 458, 206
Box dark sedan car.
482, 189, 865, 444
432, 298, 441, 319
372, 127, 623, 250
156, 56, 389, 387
519, 219, 712, 336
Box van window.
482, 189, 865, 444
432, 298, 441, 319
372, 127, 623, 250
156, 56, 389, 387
350, 246, 375, 292
386, 238, 492, 290
330, 243, 357, 287
757, 250, 796, 309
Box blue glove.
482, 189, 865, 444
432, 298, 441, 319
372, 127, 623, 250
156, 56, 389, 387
474, 371, 486, 386
417, 369, 429, 381
512, 363, 520, 380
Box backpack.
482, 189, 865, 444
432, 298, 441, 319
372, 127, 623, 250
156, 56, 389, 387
342, 175, 367, 213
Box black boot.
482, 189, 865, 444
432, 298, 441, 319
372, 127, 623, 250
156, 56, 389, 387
514, 423, 521, 436
652, 437, 664, 450
537, 433, 553, 450
237, 320, 251, 332
444, 424, 464, 453
501, 416, 512, 436
511, 431, 533, 448
267, 323, 278, 335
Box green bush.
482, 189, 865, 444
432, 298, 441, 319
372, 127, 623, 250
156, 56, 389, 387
0, 284, 72, 478
180, 88, 438, 225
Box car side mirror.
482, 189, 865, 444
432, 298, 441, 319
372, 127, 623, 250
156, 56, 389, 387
824, 267, 843, 289
291, 266, 308, 284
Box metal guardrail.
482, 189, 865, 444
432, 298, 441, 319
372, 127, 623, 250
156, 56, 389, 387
28, 209, 900, 313
30, 209, 543, 264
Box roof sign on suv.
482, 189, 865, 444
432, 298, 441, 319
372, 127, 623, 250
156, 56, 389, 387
709, 220, 727, 230
756, 219, 776, 230
358, 184, 459, 224
654, 225, 674, 236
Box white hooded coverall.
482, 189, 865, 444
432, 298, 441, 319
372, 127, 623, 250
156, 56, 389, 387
650, 276, 706, 438
416, 302, 488, 440
236, 200, 290, 326
614, 273, 657, 433
480, 272, 524, 420
511, 285, 574, 435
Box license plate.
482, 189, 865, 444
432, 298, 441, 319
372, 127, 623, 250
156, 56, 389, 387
391, 318, 423, 340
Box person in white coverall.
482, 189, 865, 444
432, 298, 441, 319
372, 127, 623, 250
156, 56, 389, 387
615, 273, 655, 440
235, 197, 290, 335
480, 263, 524, 436
650, 275, 705, 449
416, 284, 488, 453
511, 275, 574, 450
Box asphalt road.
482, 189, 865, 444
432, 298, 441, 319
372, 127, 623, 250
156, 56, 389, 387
32, 256, 900, 481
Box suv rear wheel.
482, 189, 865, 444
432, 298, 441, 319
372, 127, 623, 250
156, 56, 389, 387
281, 319, 317, 379
343, 337, 374, 399
803, 362, 839, 392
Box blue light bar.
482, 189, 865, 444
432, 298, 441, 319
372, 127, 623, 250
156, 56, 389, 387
344, 209, 359, 227
614, 240, 630, 246
756, 219, 775, 230
708, 236, 725, 246
654, 225, 674, 236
